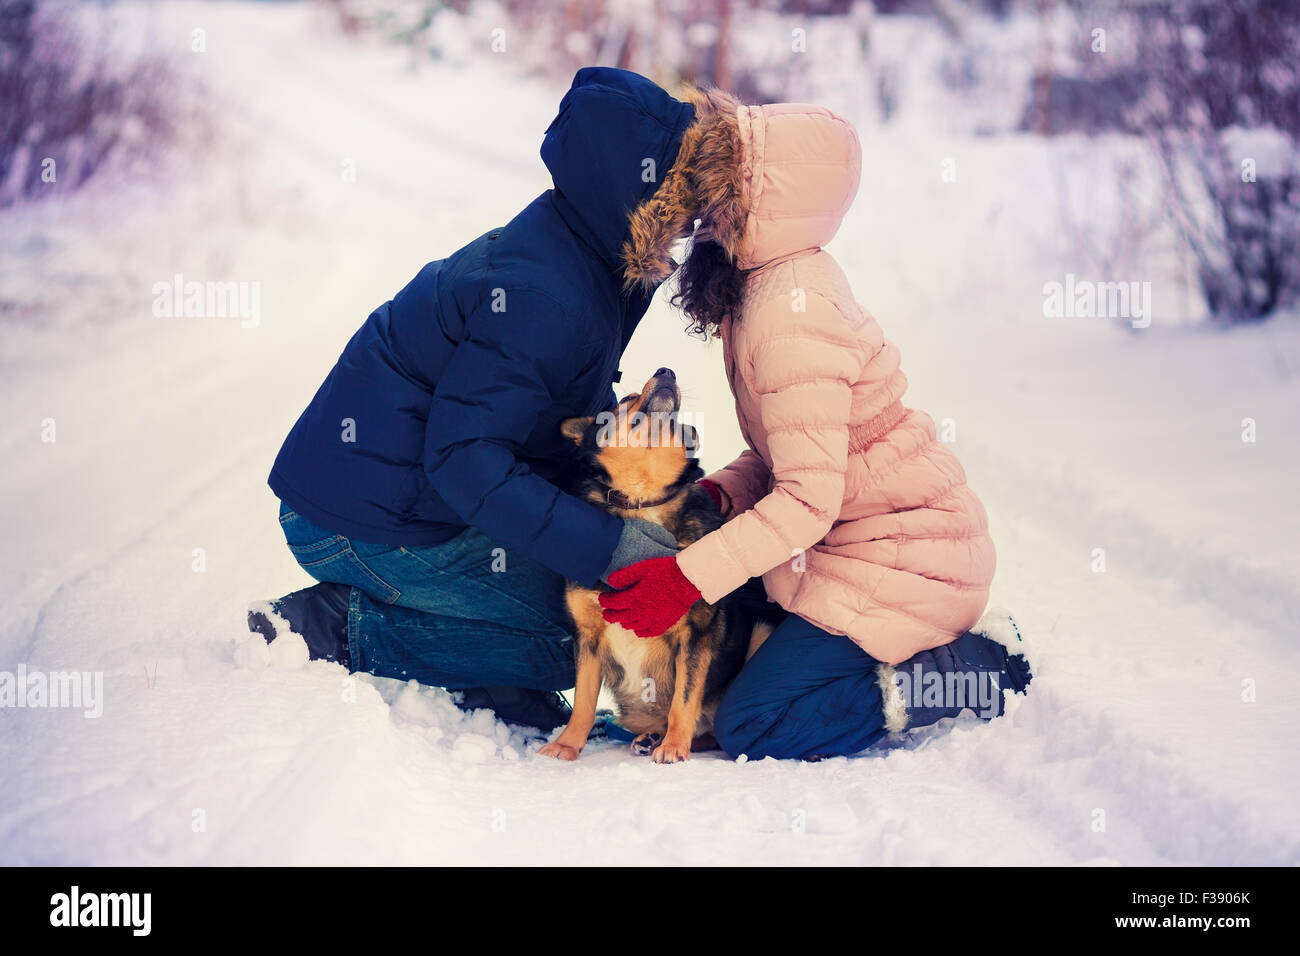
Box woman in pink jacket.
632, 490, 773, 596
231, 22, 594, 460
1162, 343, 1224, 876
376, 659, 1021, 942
600, 88, 1033, 759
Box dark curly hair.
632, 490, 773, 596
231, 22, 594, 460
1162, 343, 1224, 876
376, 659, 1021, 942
667, 85, 751, 337
670, 237, 748, 338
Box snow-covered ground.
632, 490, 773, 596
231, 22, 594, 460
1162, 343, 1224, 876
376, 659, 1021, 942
2, 1, 1297, 865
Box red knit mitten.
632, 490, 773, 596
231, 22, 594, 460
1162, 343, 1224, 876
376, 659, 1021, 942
599, 557, 702, 637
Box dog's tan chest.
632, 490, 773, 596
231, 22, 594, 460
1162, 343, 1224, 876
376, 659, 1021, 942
595, 620, 676, 733
601, 622, 660, 700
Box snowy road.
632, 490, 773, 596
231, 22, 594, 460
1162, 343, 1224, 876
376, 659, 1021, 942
1, 1, 1296, 865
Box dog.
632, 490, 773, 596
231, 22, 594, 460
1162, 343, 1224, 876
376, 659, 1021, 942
538, 368, 780, 763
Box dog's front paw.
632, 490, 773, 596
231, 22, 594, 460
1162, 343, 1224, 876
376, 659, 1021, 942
538, 740, 582, 761
652, 737, 692, 763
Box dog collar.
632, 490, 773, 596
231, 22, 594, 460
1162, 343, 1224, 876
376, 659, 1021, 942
602, 481, 689, 511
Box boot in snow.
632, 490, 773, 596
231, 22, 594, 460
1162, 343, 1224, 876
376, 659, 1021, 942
246, 595, 579, 738
249, 593, 584, 735
248, 582, 352, 667
456, 686, 572, 733
876, 608, 1033, 734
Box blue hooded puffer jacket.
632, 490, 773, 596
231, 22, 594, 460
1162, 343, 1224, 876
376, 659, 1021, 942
269, 68, 696, 586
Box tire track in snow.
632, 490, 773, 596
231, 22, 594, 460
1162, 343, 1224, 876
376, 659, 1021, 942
973, 439, 1300, 643
952, 444, 1300, 861
11, 435, 268, 664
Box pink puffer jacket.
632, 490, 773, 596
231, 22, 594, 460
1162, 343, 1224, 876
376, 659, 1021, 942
677, 103, 996, 665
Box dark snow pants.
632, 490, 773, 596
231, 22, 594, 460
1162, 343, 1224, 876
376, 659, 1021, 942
713, 613, 896, 760
714, 611, 1021, 760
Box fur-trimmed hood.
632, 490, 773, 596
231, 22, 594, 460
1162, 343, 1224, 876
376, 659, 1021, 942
621, 94, 862, 282
621, 85, 749, 290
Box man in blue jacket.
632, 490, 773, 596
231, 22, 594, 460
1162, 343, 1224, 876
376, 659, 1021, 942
251, 69, 699, 730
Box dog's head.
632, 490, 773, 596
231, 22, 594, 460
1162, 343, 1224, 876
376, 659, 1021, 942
560, 368, 702, 511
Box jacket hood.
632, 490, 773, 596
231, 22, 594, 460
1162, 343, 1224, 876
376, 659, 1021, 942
731, 104, 862, 269
619, 97, 863, 281
541, 68, 695, 276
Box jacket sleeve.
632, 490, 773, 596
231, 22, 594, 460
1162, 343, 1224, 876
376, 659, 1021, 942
677, 294, 865, 603
704, 450, 772, 518
422, 292, 622, 586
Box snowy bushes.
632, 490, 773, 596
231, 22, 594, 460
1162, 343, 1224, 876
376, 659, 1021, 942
0, 0, 180, 207
1129, 1, 1300, 322
310, 0, 874, 103
1155, 125, 1300, 322
1050, 0, 1300, 322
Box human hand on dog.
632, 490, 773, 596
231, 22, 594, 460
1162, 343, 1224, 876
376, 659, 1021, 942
599, 556, 702, 637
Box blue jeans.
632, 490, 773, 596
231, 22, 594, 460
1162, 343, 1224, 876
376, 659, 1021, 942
277, 503, 575, 690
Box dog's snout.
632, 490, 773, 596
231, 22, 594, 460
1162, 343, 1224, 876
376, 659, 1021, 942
654, 367, 675, 379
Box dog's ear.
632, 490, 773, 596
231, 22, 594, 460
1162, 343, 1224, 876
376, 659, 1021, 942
559, 416, 592, 445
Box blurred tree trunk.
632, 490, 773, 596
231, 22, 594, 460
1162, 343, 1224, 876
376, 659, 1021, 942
714, 0, 733, 91
1030, 0, 1055, 135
